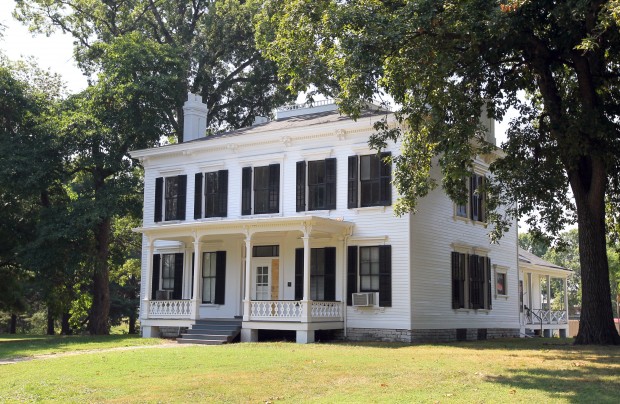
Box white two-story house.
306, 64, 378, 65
130, 94, 568, 344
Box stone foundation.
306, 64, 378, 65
159, 326, 187, 338
336, 327, 520, 343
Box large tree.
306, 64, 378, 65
257, 0, 620, 344
15, 0, 295, 140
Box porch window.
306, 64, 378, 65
154, 175, 187, 222
296, 158, 337, 211
346, 245, 392, 307
347, 153, 391, 208
294, 247, 336, 301
151, 253, 183, 300
495, 268, 507, 297
451, 251, 492, 310
202, 251, 227, 304
455, 173, 486, 222
253, 245, 279, 257
242, 164, 280, 215
194, 170, 228, 219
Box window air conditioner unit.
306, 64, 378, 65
155, 290, 172, 300
352, 292, 375, 307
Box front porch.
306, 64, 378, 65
136, 216, 352, 343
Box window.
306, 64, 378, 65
294, 247, 336, 301
346, 245, 392, 307
456, 173, 486, 222
202, 251, 226, 304
495, 270, 507, 297
348, 153, 391, 208
451, 251, 492, 310
161, 254, 175, 290
242, 164, 280, 215
194, 171, 228, 219
253, 245, 279, 257
151, 253, 183, 300
154, 175, 187, 222
296, 159, 337, 211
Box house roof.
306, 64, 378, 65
185, 108, 392, 144
518, 247, 571, 272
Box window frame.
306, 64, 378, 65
204, 170, 228, 218
242, 164, 280, 215
202, 252, 217, 304
161, 254, 176, 291
348, 152, 392, 209
494, 265, 509, 298
455, 172, 486, 223
154, 174, 187, 222
346, 245, 392, 307
451, 248, 493, 310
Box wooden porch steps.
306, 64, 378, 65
177, 318, 242, 345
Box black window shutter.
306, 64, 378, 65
194, 173, 203, 219
324, 247, 336, 301
380, 152, 392, 206
379, 245, 392, 307
470, 254, 482, 309
242, 167, 252, 215
348, 156, 358, 208
214, 251, 227, 304
478, 176, 485, 222
486, 256, 492, 310
452, 252, 460, 309
173, 253, 184, 299
176, 175, 187, 220
151, 254, 161, 299
154, 177, 163, 222
296, 161, 306, 212
295, 248, 304, 300
325, 158, 337, 209
218, 170, 228, 217
347, 246, 358, 306
268, 164, 280, 213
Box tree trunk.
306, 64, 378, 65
61, 311, 72, 335
88, 217, 111, 335
46, 306, 55, 335
570, 157, 620, 345
128, 313, 137, 335
9, 313, 17, 334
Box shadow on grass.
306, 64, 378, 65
0, 334, 143, 360
486, 365, 620, 402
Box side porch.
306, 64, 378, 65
518, 248, 572, 338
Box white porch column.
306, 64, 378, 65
546, 274, 551, 310
301, 228, 311, 323
192, 240, 202, 320
243, 232, 253, 321
564, 277, 569, 316
142, 236, 154, 320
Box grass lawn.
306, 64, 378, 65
0, 334, 166, 360
0, 337, 618, 403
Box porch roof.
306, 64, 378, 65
518, 247, 571, 277
133, 215, 354, 241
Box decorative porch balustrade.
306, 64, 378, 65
148, 299, 193, 318
525, 309, 567, 325
249, 300, 343, 321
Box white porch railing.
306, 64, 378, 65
526, 309, 568, 325
249, 300, 343, 321
311, 301, 343, 319
250, 300, 302, 320
148, 300, 193, 318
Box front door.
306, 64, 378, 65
252, 259, 271, 300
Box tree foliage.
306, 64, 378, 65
15, 0, 295, 139
258, 0, 620, 344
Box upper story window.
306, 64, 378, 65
194, 170, 228, 219
456, 173, 486, 222
154, 175, 187, 222
451, 251, 492, 310
242, 164, 280, 215
348, 152, 392, 208
296, 158, 337, 212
